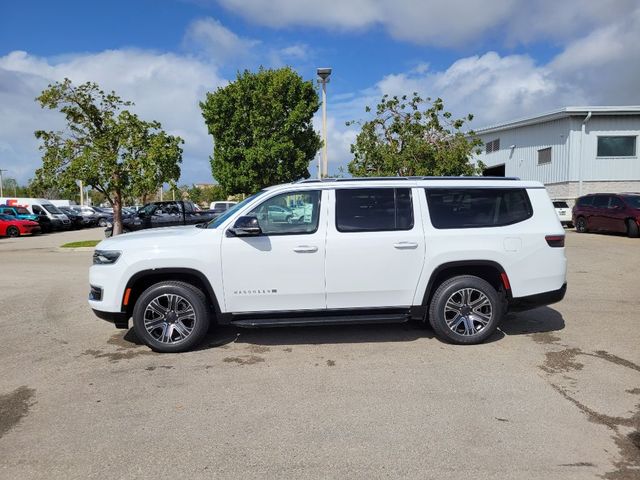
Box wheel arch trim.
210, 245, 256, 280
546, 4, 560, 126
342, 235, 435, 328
421, 260, 510, 306
124, 268, 222, 316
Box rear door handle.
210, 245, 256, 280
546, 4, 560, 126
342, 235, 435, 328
293, 245, 318, 253
393, 241, 418, 249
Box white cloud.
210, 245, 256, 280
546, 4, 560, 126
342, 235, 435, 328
216, 0, 637, 47
325, 9, 640, 171
183, 17, 259, 62
0, 49, 226, 184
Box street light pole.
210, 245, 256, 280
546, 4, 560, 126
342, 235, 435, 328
316, 68, 332, 178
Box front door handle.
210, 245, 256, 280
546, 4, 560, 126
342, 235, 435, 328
293, 245, 318, 253
393, 241, 418, 249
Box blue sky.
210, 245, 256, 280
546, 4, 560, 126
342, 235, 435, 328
1, 0, 639, 184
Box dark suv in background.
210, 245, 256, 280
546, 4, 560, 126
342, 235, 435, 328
573, 193, 640, 237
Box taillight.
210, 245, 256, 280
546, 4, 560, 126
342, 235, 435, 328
545, 235, 565, 247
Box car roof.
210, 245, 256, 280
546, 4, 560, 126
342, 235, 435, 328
267, 176, 543, 191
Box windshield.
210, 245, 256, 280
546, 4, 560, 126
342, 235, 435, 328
622, 195, 640, 209
43, 204, 63, 214
207, 191, 267, 229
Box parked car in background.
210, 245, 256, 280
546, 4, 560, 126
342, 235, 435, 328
0, 197, 70, 232
552, 201, 573, 227
573, 193, 640, 237
209, 201, 237, 216
103, 200, 217, 237
59, 206, 95, 229
0, 205, 39, 222
71, 206, 112, 227
0, 213, 41, 237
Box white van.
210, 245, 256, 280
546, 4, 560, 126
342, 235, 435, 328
0, 197, 70, 231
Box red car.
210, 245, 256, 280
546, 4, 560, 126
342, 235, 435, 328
0, 213, 41, 237
572, 193, 640, 238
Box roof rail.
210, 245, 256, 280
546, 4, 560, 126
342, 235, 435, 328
297, 176, 520, 183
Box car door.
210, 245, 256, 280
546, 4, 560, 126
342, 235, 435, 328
590, 195, 609, 231
607, 196, 627, 232
220, 189, 327, 313
325, 187, 425, 309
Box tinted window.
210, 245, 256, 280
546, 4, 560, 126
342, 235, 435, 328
553, 201, 569, 208
32, 205, 45, 215
426, 188, 532, 229
622, 195, 640, 209
43, 204, 62, 214
597, 136, 636, 157
609, 196, 624, 208
576, 196, 594, 207
336, 188, 414, 232
593, 196, 609, 208
247, 190, 321, 235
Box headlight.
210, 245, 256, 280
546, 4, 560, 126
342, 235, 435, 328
93, 250, 121, 265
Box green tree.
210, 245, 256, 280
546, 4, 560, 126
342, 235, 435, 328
347, 94, 483, 177
35, 79, 183, 235
200, 67, 321, 195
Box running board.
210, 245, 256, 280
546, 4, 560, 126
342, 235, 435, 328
231, 313, 410, 328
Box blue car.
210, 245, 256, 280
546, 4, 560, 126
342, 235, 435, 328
0, 205, 39, 222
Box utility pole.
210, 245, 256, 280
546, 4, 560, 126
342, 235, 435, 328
316, 68, 332, 178
0, 169, 7, 197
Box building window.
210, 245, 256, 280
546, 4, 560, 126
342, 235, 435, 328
537, 147, 551, 165
597, 136, 636, 157
485, 138, 500, 153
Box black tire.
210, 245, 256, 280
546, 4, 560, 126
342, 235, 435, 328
6, 226, 20, 237
104, 228, 112, 238
132, 281, 210, 353
98, 218, 107, 227
428, 275, 504, 345
575, 216, 588, 233
627, 219, 639, 238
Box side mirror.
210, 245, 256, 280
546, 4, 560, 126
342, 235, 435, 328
229, 216, 262, 237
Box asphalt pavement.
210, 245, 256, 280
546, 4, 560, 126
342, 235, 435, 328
0, 227, 638, 479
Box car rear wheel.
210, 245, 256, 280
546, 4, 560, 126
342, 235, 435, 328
575, 216, 588, 233
132, 281, 210, 353
6, 226, 20, 237
428, 275, 503, 345
627, 219, 639, 238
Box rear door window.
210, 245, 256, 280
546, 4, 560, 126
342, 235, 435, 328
425, 188, 533, 229
335, 188, 414, 232
576, 196, 594, 207
593, 196, 609, 209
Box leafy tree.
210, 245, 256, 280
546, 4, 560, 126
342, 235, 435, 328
347, 94, 483, 177
200, 67, 321, 195
35, 79, 183, 234
1, 178, 29, 197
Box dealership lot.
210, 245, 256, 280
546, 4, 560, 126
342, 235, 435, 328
0, 229, 638, 479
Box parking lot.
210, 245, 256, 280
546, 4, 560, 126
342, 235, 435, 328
0, 229, 638, 479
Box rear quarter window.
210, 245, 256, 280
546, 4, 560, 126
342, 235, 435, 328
425, 188, 533, 229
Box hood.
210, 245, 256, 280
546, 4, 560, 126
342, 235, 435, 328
97, 225, 212, 250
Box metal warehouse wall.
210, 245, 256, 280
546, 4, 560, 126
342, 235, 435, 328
568, 115, 640, 182
474, 118, 571, 183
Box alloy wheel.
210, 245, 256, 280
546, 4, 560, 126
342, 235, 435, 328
143, 294, 196, 344
443, 288, 493, 336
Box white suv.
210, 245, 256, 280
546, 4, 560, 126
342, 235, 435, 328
89, 177, 567, 352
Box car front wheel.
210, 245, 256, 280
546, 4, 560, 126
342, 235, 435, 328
428, 275, 503, 345
6, 226, 20, 237
133, 281, 211, 353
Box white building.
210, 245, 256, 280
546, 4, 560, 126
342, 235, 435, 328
473, 106, 640, 202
